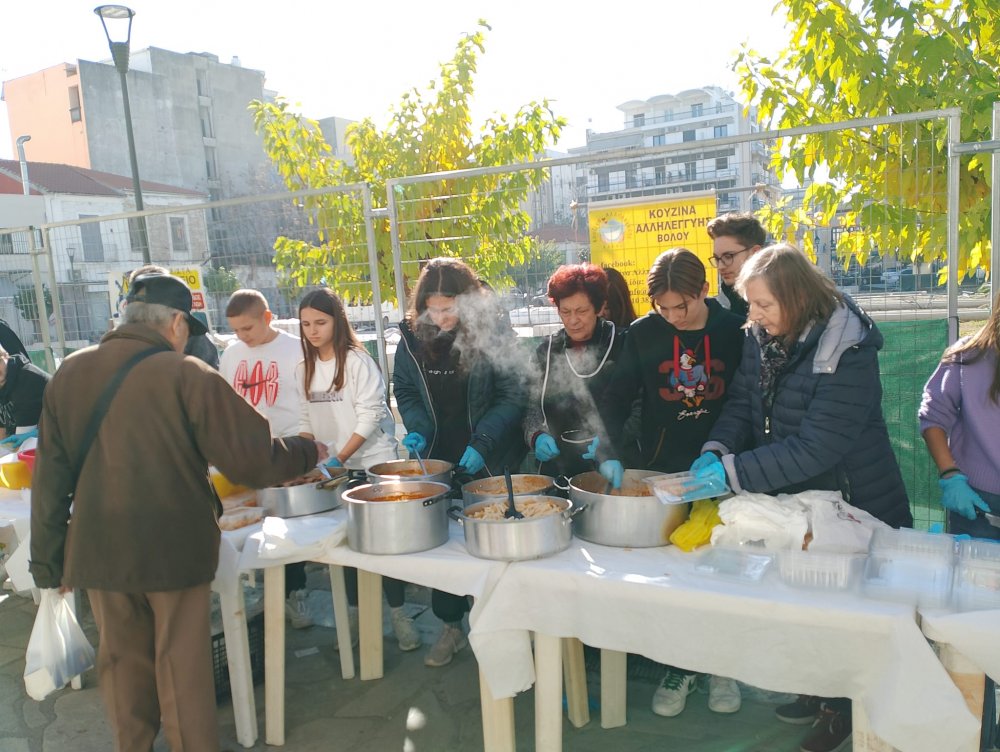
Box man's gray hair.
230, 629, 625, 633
123, 301, 181, 329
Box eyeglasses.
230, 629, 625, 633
708, 247, 751, 268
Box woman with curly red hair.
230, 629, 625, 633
523, 263, 627, 477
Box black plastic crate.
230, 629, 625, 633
212, 613, 264, 702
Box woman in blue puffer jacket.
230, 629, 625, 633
687, 243, 912, 751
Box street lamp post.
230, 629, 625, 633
94, 4, 150, 263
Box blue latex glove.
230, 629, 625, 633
683, 452, 728, 501
324, 457, 343, 469
939, 473, 990, 521
534, 433, 560, 462
582, 436, 600, 461
598, 460, 624, 490
690, 452, 719, 475
0, 428, 37, 449
458, 445, 485, 475
401, 432, 427, 455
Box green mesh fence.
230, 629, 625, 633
878, 318, 949, 531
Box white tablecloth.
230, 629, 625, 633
921, 608, 1000, 681
239, 510, 510, 618
469, 541, 978, 752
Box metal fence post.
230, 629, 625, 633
992, 102, 999, 303
41, 227, 67, 360
385, 180, 408, 314
362, 187, 390, 395
947, 112, 961, 344
27, 228, 55, 372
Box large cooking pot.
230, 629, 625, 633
461, 473, 556, 507
342, 480, 451, 554
256, 468, 358, 518
567, 469, 689, 548
366, 458, 454, 486
449, 495, 578, 561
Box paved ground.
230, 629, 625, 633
0, 568, 813, 752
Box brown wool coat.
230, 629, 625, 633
29, 324, 318, 592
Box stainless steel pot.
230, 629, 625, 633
461, 473, 556, 507
567, 469, 689, 548
366, 459, 454, 486
256, 469, 353, 518
342, 480, 451, 554
449, 495, 578, 561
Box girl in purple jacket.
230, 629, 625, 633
920, 290, 1000, 539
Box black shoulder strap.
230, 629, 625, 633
73, 345, 170, 480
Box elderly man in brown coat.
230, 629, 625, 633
30, 274, 326, 752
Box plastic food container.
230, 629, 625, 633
861, 528, 955, 608
953, 539, 1000, 612
778, 550, 865, 591
695, 546, 774, 583
219, 506, 264, 532
0, 459, 31, 490
644, 472, 726, 504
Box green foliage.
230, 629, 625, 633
509, 243, 565, 294
735, 0, 999, 278
204, 266, 242, 297
14, 284, 52, 323
249, 21, 565, 303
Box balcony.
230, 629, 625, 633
624, 104, 736, 129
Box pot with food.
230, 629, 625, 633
366, 458, 454, 486
461, 473, 556, 507
568, 469, 690, 547
450, 495, 578, 561
342, 480, 451, 554
256, 467, 358, 518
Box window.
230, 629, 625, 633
626, 169, 638, 189
691, 103, 703, 117
632, 114, 645, 128
682, 130, 696, 142
684, 162, 697, 180
128, 217, 146, 257
68, 86, 82, 123
597, 173, 609, 193
200, 107, 214, 138
651, 134, 665, 147
196, 71, 208, 96
78, 215, 105, 262
716, 157, 728, 171
170, 217, 189, 253
205, 146, 218, 179
0, 234, 12, 255
714, 124, 728, 138
655, 166, 666, 185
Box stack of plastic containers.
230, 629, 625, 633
861, 528, 955, 608
952, 538, 1000, 612
777, 550, 866, 592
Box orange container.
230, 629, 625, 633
0, 460, 31, 490
17, 449, 36, 473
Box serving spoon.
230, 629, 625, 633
503, 466, 524, 519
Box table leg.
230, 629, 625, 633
534, 632, 562, 752
357, 569, 383, 681
937, 643, 985, 752
479, 668, 516, 752
600, 649, 627, 729
264, 565, 285, 746
327, 565, 355, 680
217, 574, 258, 748
562, 638, 589, 728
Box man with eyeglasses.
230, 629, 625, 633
706, 212, 767, 318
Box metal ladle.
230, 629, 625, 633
413, 447, 429, 478
503, 466, 524, 519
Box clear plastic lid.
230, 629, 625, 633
695, 546, 774, 582
644, 472, 727, 504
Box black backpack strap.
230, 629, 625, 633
73, 346, 170, 480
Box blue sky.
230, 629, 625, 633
1, 0, 791, 160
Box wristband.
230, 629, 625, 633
939, 466, 961, 479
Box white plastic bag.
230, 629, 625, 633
711, 492, 810, 550
23, 589, 95, 700
795, 490, 890, 553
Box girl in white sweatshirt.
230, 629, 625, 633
296, 288, 419, 651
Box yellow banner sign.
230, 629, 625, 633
589, 192, 718, 316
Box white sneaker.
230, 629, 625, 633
424, 624, 468, 667
391, 607, 421, 652
334, 605, 359, 651
708, 675, 742, 713
285, 591, 313, 629
651, 669, 697, 717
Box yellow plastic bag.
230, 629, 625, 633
669, 498, 722, 552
